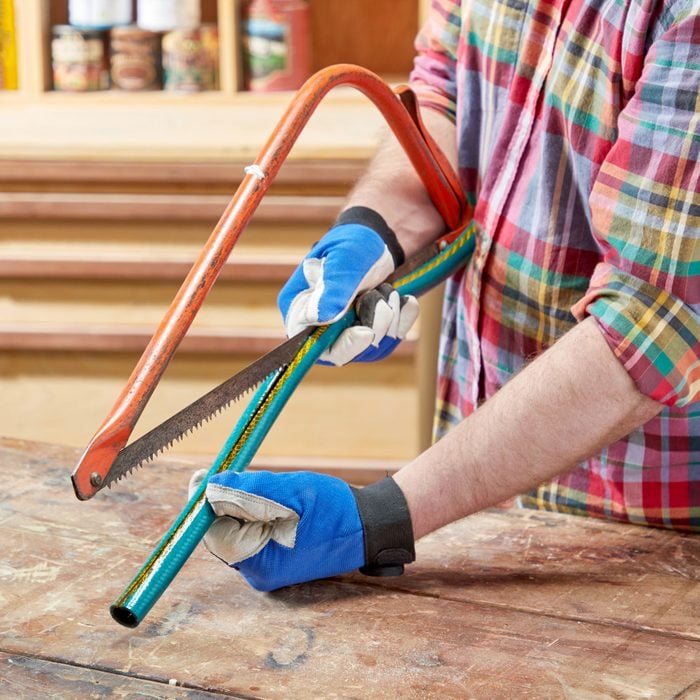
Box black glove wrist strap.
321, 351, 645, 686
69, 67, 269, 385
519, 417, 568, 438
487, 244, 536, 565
351, 477, 415, 577
334, 206, 405, 267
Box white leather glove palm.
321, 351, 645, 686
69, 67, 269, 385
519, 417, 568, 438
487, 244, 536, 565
189, 470, 299, 564
326, 283, 419, 365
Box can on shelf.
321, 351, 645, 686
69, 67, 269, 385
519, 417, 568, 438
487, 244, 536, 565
51, 25, 108, 92
241, 0, 311, 92
162, 24, 219, 92
110, 25, 162, 91
69, 0, 132, 29
137, 0, 201, 33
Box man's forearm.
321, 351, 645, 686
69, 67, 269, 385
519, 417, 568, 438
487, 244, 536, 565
393, 317, 663, 539
341, 106, 661, 539
343, 109, 458, 257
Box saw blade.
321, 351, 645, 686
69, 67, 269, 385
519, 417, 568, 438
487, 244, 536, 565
98, 327, 314, 492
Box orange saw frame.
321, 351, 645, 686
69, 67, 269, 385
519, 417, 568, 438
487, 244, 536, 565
71, 63, 469, 501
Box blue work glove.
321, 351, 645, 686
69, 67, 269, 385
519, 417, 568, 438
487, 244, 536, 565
189, 470, 415, 592
278, 206, 419, 366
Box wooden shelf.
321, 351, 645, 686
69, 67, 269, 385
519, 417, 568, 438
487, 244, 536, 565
0, 158, 367, 188
0, 322, 417, 355
0, 191, 344, 220
0, 94, 388, 161
3, 1, 426, 162
0, 251, 298, 282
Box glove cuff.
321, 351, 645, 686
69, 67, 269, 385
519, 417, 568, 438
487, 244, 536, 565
334, 206, 405, 267
351, 476, 415, 577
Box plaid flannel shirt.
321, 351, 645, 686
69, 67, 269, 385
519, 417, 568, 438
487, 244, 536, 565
410, 0, 700, 531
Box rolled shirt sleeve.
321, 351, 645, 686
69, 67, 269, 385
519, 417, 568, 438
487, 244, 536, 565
572, 10, 700, 407
408, 0, 461, 122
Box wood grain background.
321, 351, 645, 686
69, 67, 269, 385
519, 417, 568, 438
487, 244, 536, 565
1, 438, 699, 697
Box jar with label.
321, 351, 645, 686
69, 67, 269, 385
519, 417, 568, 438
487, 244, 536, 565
137, 0, 201, 33
110, 26, 162, 91
52, 25, 108, 92
162, 25, 219, 92
69, 0, 132, 29
241, 0, 311, 92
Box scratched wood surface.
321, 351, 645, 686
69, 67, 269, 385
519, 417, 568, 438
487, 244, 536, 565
1, 437, 699, 699
0, 652, 224, 699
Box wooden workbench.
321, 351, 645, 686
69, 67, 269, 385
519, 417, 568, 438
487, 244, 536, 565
1, 437, 698, 698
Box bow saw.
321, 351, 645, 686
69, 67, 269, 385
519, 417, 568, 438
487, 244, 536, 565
70, 64, 475, 627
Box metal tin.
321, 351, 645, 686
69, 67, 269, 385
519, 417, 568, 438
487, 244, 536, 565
162, 25, 219, 92
69, 0, 132, 29
110, 25, 162, 91
51, 25, 108, 92
137, 0, 201, 33
241, 0, 311, 92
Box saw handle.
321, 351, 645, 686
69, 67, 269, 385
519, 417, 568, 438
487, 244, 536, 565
109, 223, 476, 627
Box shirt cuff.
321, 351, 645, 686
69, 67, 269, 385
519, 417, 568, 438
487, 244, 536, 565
408, 80, 457, 124
572, 265, 700, 407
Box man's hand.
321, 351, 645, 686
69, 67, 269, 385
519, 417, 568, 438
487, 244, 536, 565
190, 470, 415, 592
278, 206, 418, 365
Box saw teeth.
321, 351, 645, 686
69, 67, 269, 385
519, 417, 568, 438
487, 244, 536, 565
93, 334, 308, 493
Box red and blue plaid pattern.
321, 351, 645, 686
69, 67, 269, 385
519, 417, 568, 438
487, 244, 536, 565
411, 0, 700, 531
